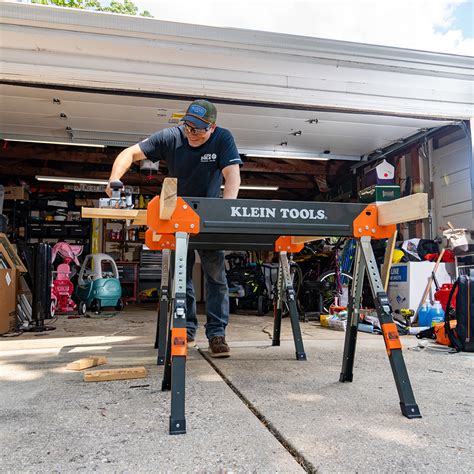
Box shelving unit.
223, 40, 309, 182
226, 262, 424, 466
4, 196, 92, 255
138, 247, 162, 302
116, 261, 139, 303
103, 221, 146, 262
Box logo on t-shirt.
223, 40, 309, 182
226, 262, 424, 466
201, 153, 217, 163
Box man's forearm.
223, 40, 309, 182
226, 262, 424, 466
222, 173, 240, 199
109, 149, 134, 182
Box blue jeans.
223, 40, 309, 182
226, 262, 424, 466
186, 249, 229, 340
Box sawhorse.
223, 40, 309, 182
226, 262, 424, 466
340, 236, 421, 418
153, 233, 309, 434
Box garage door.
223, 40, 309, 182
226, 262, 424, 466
431, 134, 474, 233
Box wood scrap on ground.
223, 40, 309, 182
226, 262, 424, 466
66, 356, 107, 371
84, 367, 148, 382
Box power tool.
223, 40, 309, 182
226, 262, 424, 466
99, 180, 133, 209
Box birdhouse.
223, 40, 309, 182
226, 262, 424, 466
363, 159, 395, 186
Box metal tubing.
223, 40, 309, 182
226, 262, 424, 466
280, 252, 306, 360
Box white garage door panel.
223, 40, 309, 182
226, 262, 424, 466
432, 142, 469, 176
441, 177, 471, 206
442, 212, 473, 229
431, 134, 473, 234
441, 201, 472, 217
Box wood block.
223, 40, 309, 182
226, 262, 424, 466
66, 355, 107, 371
290, 236, 327, 245
377, 193, 428, 226
159, 177, 177, 220
381, 230, 397, 291
84, 367, 148, 382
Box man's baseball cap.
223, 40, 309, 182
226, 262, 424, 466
181, 99, 217, 129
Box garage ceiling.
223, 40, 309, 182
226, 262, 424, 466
0, 83, 455, 199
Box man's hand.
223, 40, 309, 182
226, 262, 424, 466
105, 182, 113, 197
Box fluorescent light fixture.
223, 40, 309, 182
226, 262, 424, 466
5, 138, 106, 148
245, 153, 329, 161
240, 149, 360, 161
36, 175, 108, 185
221, 185, 279, 191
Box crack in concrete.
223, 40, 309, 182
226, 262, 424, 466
198, 348, 318, 473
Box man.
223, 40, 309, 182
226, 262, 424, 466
106, 99, 242, 357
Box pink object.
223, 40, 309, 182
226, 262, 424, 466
51, 243, 83, 315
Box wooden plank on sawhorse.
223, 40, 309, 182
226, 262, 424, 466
81, 207, 147, 225
377, 193, 428, 226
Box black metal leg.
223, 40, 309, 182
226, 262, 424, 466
287, 299, 306, 360
156, 293, 169, 365
161, 300, 173, 392
280, 252, 306, 360
156, 249, 171, 364
169, 353, 186, 434
340, 241, 365, 382
272, 264, 282, 346
358, 237, 421, 418
374, 292, 421, 418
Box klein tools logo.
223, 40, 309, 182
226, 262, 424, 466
230, 206, 326, 220
201, 153, 217, 163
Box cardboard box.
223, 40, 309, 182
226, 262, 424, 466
387, 262, 455, 311
0, 234, 27, 333
0, 268, 17, 334
4, 186, 28, 201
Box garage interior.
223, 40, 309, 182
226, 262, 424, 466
0, 2, 473, 472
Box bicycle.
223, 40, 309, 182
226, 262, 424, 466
294, 238, 357, 318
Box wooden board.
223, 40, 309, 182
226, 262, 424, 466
381, 230, 397, 291
81, 207, 147, 225
66, 356, 107, 371
377, 193, 428, 226
159, 177, 177, 220
84, 367, 148, 382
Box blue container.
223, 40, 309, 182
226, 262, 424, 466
418, 303, 432, 327
430, 301, 445, 327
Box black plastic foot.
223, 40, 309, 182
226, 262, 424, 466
169, 418, 186, 435
161, 381, 171, 391
296, 352, 307, 361
272, 340, 280, 346
157, 357, 165, 366
339, 372, 353, 382
400, 403, 422, 419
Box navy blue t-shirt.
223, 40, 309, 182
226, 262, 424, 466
139, 126, 242, 198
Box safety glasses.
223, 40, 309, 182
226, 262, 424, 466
183, 122, 211, 135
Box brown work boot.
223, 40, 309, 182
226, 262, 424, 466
208, 336, 230, 358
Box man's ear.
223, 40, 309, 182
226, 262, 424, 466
210, 124, 217, 133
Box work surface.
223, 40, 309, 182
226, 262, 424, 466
1, 305, 473, 473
